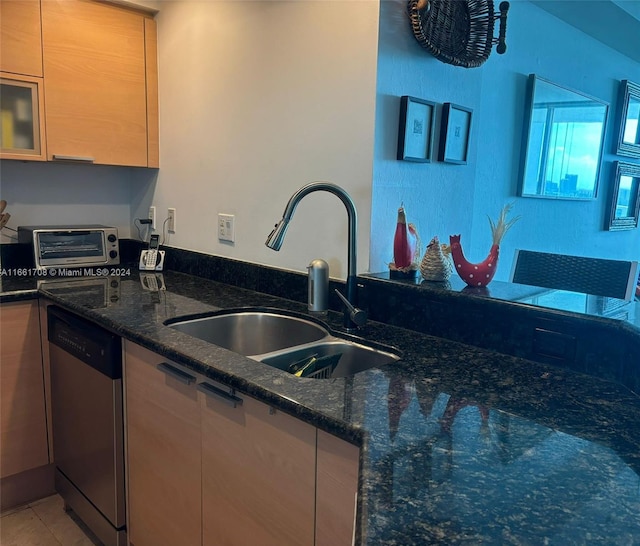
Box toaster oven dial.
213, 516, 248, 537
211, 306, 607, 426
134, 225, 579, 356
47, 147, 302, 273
109, 250, 118, 259
107, 233, 117, 243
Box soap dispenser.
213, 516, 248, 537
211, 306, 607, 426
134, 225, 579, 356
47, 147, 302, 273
307, 259, 329, 315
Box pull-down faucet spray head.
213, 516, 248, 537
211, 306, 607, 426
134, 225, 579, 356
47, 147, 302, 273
265, 219, 289, 251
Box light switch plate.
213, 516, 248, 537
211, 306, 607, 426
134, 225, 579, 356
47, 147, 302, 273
218, 214, 235, 242
167, 208, 176, 233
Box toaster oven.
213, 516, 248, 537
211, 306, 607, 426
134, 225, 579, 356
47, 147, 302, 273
18, 225, 120, 269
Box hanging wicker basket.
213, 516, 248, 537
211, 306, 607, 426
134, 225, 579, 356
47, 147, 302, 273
408, 0, 510, 68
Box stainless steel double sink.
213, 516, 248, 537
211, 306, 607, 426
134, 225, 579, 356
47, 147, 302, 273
165, 309, 400, 379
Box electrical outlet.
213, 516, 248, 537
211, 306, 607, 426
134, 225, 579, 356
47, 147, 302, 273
148, 206, 156, 229
218, 213, 235, 243
167, 208, 176, 233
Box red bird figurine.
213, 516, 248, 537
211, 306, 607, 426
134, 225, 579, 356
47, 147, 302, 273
450, 204, 519, 288
450, 235, 499, 287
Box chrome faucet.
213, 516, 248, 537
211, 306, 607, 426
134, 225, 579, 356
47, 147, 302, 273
265, 181, 367, 331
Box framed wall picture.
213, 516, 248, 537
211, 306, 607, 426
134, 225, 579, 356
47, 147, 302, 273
397, 95, 436, 162
606, 161, 640, 231
438, 102, 472, 164
615, 80, 640, 158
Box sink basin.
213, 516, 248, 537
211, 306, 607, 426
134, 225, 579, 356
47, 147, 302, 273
166, 310, 328, 356
259, 340, 400, 379
166, 309, 400, 379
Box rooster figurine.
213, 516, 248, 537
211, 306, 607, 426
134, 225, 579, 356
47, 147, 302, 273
450, 203, 519, 287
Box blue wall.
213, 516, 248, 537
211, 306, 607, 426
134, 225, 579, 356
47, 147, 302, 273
370, 0, 640, 280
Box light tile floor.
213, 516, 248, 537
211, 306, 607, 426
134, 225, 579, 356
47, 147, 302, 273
1, 495, 99, 546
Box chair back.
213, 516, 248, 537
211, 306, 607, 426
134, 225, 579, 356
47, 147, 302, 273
510, 250, 639, 301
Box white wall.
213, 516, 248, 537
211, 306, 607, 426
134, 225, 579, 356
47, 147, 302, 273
371, 0, 640, 279
133, 0, 380, 278
0, 161, 148, 243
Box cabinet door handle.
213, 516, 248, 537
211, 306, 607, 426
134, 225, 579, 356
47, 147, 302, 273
157, 362, 196, 385
52, 154, 95, 163
197, 382, 243, 408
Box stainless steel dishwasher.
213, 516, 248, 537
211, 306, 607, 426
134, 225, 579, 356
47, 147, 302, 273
48, 306, 126, 546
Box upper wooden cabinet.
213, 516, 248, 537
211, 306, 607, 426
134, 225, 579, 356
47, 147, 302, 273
0, 0, 43, 77
0, 72, 47, 160
0, 1, 47, 160
41, 0, 159, 167
0, 0, 158, 166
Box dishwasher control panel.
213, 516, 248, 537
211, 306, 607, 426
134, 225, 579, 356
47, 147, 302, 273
48, 306, 122, 379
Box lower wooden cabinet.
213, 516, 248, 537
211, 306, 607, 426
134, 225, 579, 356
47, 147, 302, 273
201, 386, 316, 546
316, 430, 360, 546
124, 340, 359, 546
125, 341, 201, 546
0, 300, 49, 480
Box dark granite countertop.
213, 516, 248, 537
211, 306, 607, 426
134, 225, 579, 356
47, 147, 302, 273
0, 274, 40, 302
2, 270, 639, 544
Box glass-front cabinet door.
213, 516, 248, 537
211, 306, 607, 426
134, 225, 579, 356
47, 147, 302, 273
0, 73, 46, 160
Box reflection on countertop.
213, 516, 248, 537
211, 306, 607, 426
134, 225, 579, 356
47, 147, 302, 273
517, 288, 638, 324
364, 271, 640, 328
366, 374, 639, 544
